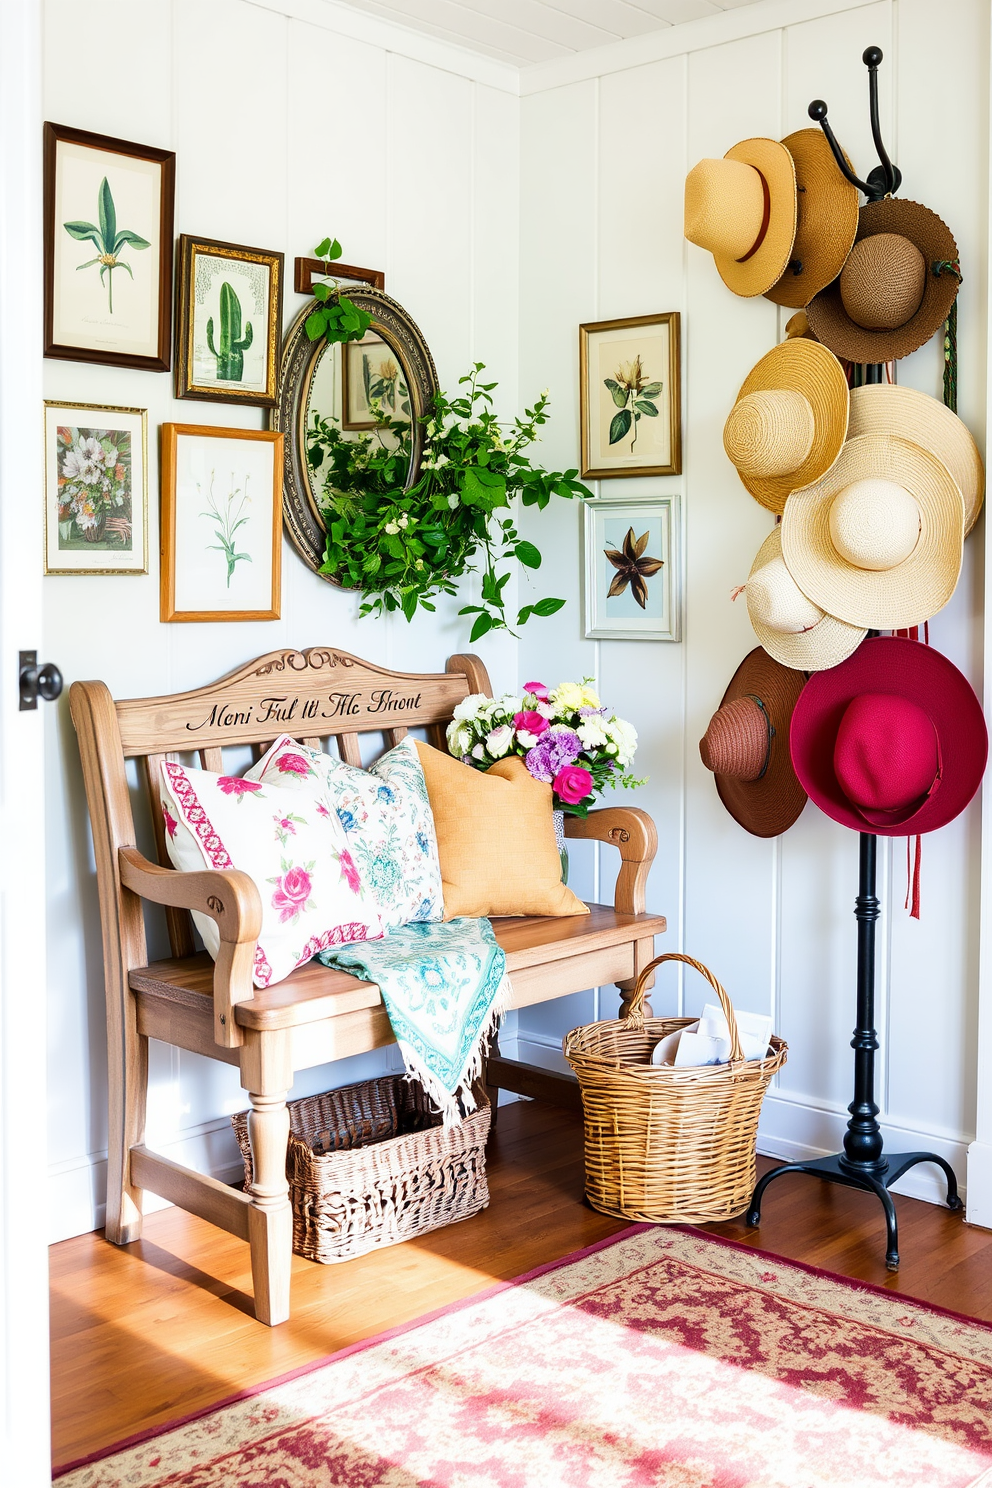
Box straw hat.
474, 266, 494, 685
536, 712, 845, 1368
723, 339, 850, 513
806, 199, 960, 363
699, 647, 807, 838
781, 433, 965, 630
764, 129, 860, 309
790, 636, 987, 838
848, 383, 984, 536
685, 138, 797, 298
745, 527, 866, 672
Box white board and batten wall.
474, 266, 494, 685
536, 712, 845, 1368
43, 0, 992, 1242
515, 0, 992, 1214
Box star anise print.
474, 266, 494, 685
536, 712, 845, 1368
605, 527, 664, 609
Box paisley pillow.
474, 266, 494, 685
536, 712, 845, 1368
248, 735, 443, 931
159, 761, 382, 988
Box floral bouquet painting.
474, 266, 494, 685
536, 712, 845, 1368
446, 679, 643, 818
56, 423, 132, 550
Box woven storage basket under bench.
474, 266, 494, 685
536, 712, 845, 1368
233, 1073, 491, 1264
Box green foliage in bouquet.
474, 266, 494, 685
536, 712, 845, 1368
308, 364, 592, 638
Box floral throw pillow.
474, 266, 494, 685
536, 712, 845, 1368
248, 735, 443, 932
159, 761, 382, 988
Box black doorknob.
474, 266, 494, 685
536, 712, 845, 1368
19, 651, 64, 711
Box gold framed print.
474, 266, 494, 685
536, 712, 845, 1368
579, 312, 681, 479
45, 401, 148, 574
174, 235, 284, 407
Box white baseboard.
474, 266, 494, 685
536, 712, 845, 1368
966, 1141, 992, 1230
516, 1034, 970, 1209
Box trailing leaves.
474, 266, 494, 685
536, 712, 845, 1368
308, 363, 592, 635
305, 233, 372, 346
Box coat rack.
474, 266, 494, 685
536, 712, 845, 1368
745, 48, 963, 1269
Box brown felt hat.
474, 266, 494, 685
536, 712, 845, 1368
724, 339, 850, 514
684, 138, 797, 298
806, 199, 960, 363
764, 129, 860, 309
699, 647, 807, 838
848, 383, 985, 536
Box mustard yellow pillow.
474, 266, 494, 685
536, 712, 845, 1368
415, 744, 590, 919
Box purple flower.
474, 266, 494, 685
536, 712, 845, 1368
579, 705, 609, 719
525, 729, 582, 783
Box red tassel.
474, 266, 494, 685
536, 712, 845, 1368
904, 835, 922, 919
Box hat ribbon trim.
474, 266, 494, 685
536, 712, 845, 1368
743, 693, 776, 780
735, 171, 772, 264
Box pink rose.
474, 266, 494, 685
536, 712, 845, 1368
270, 865, 313, 923
338, 849, 361, 896
217, 776, 262, 798
276, 752, 311, 777
524, 681, 549, 700
513, 710, 549, 737
553, 765, 593, 806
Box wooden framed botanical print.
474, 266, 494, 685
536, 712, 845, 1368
160, 424, 284, 622
44, 401, 148, 574
174, 235, 284, 407
579, 312, 681, 479
582, 496, 680, 641
340, 333, 412, 430
44, 122, 175, 371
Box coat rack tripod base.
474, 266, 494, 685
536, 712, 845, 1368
744, 831, 963, 1270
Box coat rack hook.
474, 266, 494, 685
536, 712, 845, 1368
807, 98, 872, 195
807, 45, 902, 204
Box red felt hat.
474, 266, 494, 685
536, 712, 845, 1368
789, 636, 987, 837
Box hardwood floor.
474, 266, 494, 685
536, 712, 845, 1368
50, 1101, 992, 1471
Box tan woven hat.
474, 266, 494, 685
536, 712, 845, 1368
781, 433, 965, 630
699, 647, 807, 838
848, 383, 984, 536
723, 339, 850, 513
765, 129, 860, 309
684, 138, 797, 298
806, 199, 960, 363
745, 527, 866, 672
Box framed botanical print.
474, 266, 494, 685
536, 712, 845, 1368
44, 401, 148, 574
341, 334, 412, 430
160, 424, 284, 622
579, 312, 681, 479
44, 122, 175, 371
582, 496, 680, 642
174, 235, 284, 407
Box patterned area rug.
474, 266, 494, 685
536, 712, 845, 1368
58, 1227, 992, 1488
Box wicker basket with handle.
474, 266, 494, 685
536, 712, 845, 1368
563, 953, 787, 1224
233, 1073, 490, 1265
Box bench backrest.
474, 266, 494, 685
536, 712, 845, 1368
71, 647, 491, 965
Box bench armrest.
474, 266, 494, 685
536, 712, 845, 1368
563, 806, 657, 916
118, 847, 261, 1049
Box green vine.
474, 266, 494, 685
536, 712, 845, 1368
308, 365, 591, 639
304, 237, 373, 346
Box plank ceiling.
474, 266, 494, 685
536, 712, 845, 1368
331, 0, 769, 67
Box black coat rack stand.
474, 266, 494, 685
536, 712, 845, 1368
744, 50, 963, 1270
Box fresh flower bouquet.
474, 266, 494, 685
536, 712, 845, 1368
446, 679, 643, 817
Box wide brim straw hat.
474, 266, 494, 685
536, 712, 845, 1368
724, 339, 850, 513
746, 527, 866, 672
699, 647, 807, 838
790, 636, 987, 837
765, 129, 860, 309
685, 138, 797, 298
848, 383, 984, 536
806, 199, 959, 363
781, 432, 965, 630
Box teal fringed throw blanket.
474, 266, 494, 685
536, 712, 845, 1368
317, 917, 508, 1125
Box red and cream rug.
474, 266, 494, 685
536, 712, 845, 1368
58, 1227, 992, 1488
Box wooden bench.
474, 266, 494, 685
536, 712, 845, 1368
71, 647, 666, 1325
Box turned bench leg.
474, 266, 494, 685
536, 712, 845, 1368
616, 935, 657, 1019
241, 1032, 293, 1326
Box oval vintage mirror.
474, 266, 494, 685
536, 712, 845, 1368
273, 287, 438, 583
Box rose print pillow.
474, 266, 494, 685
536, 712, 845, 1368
248, 735, 443, 931
159, 761, 382, 988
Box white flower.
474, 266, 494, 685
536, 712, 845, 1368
577, 718, 608, 749
536, 701, 555, 718
447, 494, 459, 509
486, 724, 513, 758
516, 729, 542, 748
62, 436, 105, 485
606, 716, 637, 765
447, 721, 473, 755
397, 514, 410, 529
471, 743, 487, 760
434, 453, 449, 468
452, 693, 490, 721
383, 521, 400, 535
